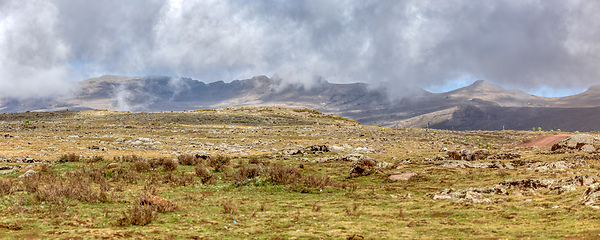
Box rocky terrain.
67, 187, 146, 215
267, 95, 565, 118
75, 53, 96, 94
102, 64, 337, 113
2, 75, 600, 131
1, 107, 600, 239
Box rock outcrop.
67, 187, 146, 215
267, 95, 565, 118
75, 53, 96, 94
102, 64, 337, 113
551, 134, 596, 153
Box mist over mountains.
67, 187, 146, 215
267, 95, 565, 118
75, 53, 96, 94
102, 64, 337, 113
2, 75, 600, 132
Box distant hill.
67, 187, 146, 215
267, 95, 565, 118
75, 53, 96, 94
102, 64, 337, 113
2, 75, 600, 131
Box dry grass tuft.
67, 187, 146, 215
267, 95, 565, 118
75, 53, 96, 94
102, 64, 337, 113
222, 200, 238, 215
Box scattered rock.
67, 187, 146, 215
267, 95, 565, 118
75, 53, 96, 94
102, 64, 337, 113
438, 160, 514, 169
429, 187, 504, 203
551, 175, 596, 194
487, 152, 521, 160
558, 185, 577, 194
498, 179, 554, 190
551, 134, 595, 152
341, 153, 368, 162
445, 149, 489, 161
377, 161, 394, 169
432, 193, 455, 200
126, 137, 161, 146
304, 145, 329, 153
581, 145, 596, 153
527, 160, 588, 172
106, 163, 121, 169
388, 172, 418, 181
463, 191, 493, 204
19, 169, 37, 178
582, 183, 600, 206
347, 234, 364, 240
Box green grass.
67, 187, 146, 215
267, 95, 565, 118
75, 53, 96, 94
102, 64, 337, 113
0, 108, 599, 239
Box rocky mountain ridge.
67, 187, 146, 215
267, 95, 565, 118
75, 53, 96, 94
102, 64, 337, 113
2, 75, 600, 131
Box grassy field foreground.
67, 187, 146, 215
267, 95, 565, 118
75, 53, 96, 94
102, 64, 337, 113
0, 107, 600, 239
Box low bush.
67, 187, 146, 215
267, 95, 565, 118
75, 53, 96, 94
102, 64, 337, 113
265, 164, 302, 185
88, 155, 104, 163
162, 158, 178, 172
131, 159, 151, 173
208, 155, 230, 172
233, 165, 262, 186
177, 154, 198, 166
148, 157, 166, 169
0, 178, 12, 196
118, 204, 154, 226
56, 153, 80, 163
195, 166, 214, 185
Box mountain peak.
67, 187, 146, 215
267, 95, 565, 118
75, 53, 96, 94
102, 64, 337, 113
587, 84, 600, 92
469, 80, 499, 89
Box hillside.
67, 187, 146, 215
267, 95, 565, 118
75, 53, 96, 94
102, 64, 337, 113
1, 108, 600, 238
1, 75, 600, 131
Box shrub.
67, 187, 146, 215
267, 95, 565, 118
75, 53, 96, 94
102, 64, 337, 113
266, 164, 302, 185
117, 155, 144, 163
166, 172, 195, 187
148, 157, 166, 169
118, 204, 154, 226
233, 165, 262, 186
88, 155, 104, 163
208, 155, 230, 172
0, 178, 12, 196
302, 173, 334, 189
195, 166, 214, 185
131, 160, 151, 173
139, 193, 178, 213
162, 159, 178, 172
248, 156, 268, 165
57, 153, 80, 163
177, 154, 198, 166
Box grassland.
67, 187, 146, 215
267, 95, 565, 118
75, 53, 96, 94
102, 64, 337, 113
0, 107, 599, 239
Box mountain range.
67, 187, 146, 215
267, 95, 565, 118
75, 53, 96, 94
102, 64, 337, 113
2, 75, 600, 131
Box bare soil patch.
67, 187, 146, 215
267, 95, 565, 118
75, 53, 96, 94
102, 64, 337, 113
517, 134, 572, 147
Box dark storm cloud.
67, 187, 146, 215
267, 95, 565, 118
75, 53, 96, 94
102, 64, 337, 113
1, 0, 599, 98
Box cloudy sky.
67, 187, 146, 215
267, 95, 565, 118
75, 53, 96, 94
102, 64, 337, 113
1, 0, 599, 98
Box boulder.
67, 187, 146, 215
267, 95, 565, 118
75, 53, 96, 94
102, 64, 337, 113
498, 179, 554, 190
466, 149, 489, 161
582, 183, 600, 206
304, 145, 329, 153
462, 191, 492, 204
552, 134, 595, 152
446, 150, 462, 160
445, 149, 489, 161
19, 169, 36, 178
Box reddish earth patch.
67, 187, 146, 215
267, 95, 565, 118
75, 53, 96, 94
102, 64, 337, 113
517, 134, 573, 147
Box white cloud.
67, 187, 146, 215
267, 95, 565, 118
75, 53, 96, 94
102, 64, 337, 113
1, 0, 600, 98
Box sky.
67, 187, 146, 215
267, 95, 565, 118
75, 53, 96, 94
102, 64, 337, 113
1, 0, 599, 99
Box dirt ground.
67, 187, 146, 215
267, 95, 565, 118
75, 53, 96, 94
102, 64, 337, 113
518, 134, 573, 147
